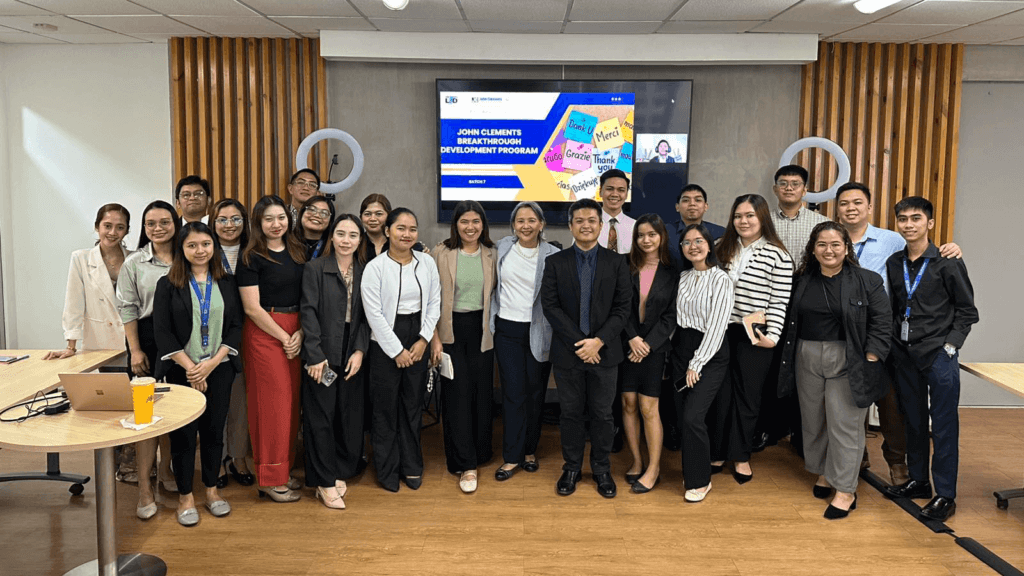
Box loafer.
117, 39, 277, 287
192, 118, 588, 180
593, 472, 616, 498
495, 464, 520, 481
177, 507, 199, 527
556, 470, 581, 496
920, 496, 956, 521
824, 495, 857, 520
522, 459, 539, 473
813, 485, 833, 499
402, 475, 422, 490
684, 483, 712, 503
630, 476, 660, 494
885, 479, 933, 500
205, 500, 231, 517
136, 501, 158, 520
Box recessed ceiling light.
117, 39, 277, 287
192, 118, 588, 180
854, 0, 902, 14
383, 0, 410, 10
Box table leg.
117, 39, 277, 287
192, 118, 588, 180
0, 451, 91, 495
63, 447, 167, 576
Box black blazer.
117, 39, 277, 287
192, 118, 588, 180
622, 262, 677, 355
541, 246, 632, 369
300, 256, 369, 367
153, 274, 244, 381
778, 266, 892, 408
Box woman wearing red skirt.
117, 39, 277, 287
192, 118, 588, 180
237, 195, 307, 502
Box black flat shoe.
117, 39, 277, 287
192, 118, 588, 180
920, 496, 956, 521
630, 476, 660, 494
593, 472, 617, 498
227, 458, 255, 487
523, 459, 539, 473
824, 495, 857, 520
402, 475, 422, 490
813, 485, 833, 499
557, 470, 581, 496
495, 464, 520, 481
885, 479, 933, 500
625, 468, 645, 485
733, 470, 753, 485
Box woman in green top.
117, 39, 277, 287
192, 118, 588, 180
430, 200, 498, 493
153, 222, 245, 527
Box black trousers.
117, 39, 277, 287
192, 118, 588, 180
302, 325, 366, 487
494, 317, 551, 465
755, 323, 802, 450
368, 313, 427, 490
554, 364, 617, 474
166, 361, 235, 495
440, 311, 495, 473
712, 324, 775, 463
672, 328, 730, 489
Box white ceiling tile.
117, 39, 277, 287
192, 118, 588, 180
350, 0, 463, 20
18, 0, 155, 15
0, 1, 49, 16
369, 17, 469, 32
470, 19, 563, 33
996, 34, 1024, 44
269, 16, 376, 34
130, 0, 258, 17
570, 0, 680, 21
174, 15, 295, 35
33, 31, 147, 42
961, 6, 1024, 26
240, 0, 360, 17
460, 0, 568, 21
564, 20, 663, 33
917, 23, 1024, 43
0, 29, 63, 42
749, 19, 857, 36
75, 15, 203, 34
829, 23, 959, 41
658, 20, 761, 33
671, 0, 800, 21
0, 15, 110, 33
878, 0, 1023, 25
774, 0, 921, 24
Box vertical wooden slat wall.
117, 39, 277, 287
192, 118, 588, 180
797, 41, 964, 245
169, 37, 330, 210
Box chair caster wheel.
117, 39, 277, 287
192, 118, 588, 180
996, 498, 1008, 510
70, 483, 85, 496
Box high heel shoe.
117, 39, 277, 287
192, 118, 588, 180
228, 457, 255, 487
402, 475, 422, 490
316, 487, 346, 510
732, 469, 753, 485
257, 486, 301, 502
824, 494, 857, 520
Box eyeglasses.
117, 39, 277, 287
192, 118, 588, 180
775, 181, 804, 190
682, 238, 706, 247
179, 191, 206, 200
215, 217, 244, 226
305, 207, 331, 219
292, 178, 319, 190
144, 219, 174, 229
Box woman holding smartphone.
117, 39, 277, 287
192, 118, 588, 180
711, 194, 793, 484
153, 222, 243, 526
300, 214, 370, 509
360, 208, 441, 492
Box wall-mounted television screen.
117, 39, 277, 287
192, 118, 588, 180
437, 79, 693, 225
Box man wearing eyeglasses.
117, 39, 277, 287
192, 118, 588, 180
175, 175, 211, 225
287, 169, 321, 230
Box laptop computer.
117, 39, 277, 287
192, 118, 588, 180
59, 372, 134, 411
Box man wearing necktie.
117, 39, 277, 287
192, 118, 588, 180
542, 199, 632, 498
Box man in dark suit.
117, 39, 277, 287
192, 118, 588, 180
541, 198, 632, 498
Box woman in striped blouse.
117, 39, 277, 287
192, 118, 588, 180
672, 224, 734, 502
710, 194, 793, 484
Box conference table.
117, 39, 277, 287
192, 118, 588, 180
0, 349, 207, 576
960, 362, 1024, 510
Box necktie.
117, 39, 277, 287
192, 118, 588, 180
608, 218, 618, 254
579, 253, 592, 335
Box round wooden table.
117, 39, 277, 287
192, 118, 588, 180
0, 385, 206, 576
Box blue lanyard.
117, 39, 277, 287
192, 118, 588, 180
855, 241, 865, 259
221, 252, 232, 274
311, 240, 324, 259
901, 257, 929, 319
189, 275, 214, 349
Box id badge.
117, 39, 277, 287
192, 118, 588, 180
900, 319, 910, 342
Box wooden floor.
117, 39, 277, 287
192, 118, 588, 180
1, 408, 1022, 576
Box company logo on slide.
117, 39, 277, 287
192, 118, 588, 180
445, 96, 458, 104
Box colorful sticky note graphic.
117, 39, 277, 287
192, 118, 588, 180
564, 110, 598, 143
593, 118, 625, 151
544, 144, 564, 172
569, 168, 600, 200
622, 111, 634, 143
616, 143, 634, 172
550, 171, 573, 199
592, 148, 620, 175
563, 140, 593, 171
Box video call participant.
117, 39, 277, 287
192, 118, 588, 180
648, 139, 675, 163
286, 169, 321, 228
176, 175, 211, 225
541, 198, 632, 499
667, 184, 726, 271
884, 197, 978, 522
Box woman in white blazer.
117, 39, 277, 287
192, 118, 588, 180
45, 204, 132, 358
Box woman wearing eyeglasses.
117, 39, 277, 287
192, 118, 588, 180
211, 199, 255, 487
286, 169, 321, 229
297, 196, 336, 261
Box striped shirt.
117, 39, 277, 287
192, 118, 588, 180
676, 267, 734, 373
771, 206, 829, 261
722, 240, 793, 344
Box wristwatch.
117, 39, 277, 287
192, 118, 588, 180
943, 343, 957, 357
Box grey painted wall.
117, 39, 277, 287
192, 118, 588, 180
324, 62, 801, 248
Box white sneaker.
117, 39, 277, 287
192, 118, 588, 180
684, 483, 712, 503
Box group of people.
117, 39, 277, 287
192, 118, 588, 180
46, 163, 978, 526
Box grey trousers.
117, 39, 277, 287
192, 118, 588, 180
796, 340, 867, 494
222, 371, 251, 461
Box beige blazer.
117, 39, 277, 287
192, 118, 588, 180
61, 245, 129, 350
432, 243, 497, 351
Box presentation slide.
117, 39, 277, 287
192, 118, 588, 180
439, 92, 635, 204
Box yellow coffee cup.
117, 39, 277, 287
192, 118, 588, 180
130, 377, 156, 425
